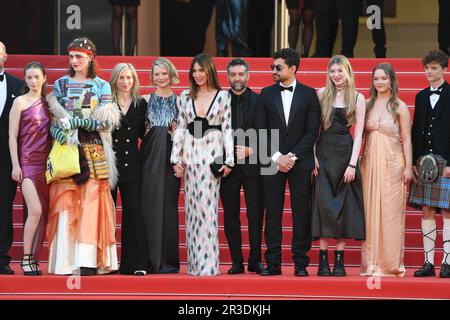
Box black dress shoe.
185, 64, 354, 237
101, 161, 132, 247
0, 265, 14, 275
439, 263, 450, 278
294, 266, 309, 277
414, 262, 436, 277
260, 265, 282, 276
80, 267, 97, 276
248, 262, 265, 274
227, 264, 245, 274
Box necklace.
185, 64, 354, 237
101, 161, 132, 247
336, 88, 345, 97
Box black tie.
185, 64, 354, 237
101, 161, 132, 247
280, 86, 293, 92
430, 83, 445, 96
0, 74, 4, 82
430, 90, 441, 96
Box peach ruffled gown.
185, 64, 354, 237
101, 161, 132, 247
360, 114, 406, 277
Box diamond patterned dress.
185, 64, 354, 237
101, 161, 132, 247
171, 90, 234, 276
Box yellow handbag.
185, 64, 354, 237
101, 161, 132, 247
45, 140, 80, 184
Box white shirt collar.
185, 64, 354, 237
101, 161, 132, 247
430, 82, 445, 91
280, 79, 296, 90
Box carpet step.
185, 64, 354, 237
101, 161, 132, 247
1, 264, 450, 300
10, 223, 442, 249
6, 243, 442, 268
6, 68, 439, 92
12, 205, 434, 230
13, 187, 424, 211
3, 55, 435, 73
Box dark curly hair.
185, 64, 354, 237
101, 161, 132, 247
273, 48, 300, 73
422, 49, 449, 68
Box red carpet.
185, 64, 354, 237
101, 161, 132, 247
3, 55, 450, 300
1, 264, 449, 300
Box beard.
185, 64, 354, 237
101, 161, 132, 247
231, 81, 246, 92
272, 73, 282, 82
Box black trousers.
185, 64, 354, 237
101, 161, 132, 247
314, 0, 361, 58
21, 0, 55, 54
263, 168, 312, 267
220, 166, 264, 266
111, 182, 147, 274
367, 0, 386, 58
248, 0, 274, 57
189, 0, 214, 55
0, 164, 17, 266
439, 0, 450, 55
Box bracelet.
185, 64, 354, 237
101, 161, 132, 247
348, 164, 356, 169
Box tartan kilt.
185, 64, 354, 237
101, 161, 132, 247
409, 155, 450, 210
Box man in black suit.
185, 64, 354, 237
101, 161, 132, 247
256, 48, 320, 276
220, 58, 264, 275
0, 41, 24, 274
409, 50, 450, 278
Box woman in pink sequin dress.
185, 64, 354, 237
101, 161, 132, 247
8, 62, 51, 275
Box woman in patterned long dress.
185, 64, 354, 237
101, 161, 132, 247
46, 37, 121, 275
360, 63, 413, 277
171, 53, 234, 276
8, 62, 51, 275
141, 58, 181, 274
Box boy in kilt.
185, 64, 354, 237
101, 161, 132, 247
410, 49, 450, 278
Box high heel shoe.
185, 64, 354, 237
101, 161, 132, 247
20, 254, 42, 276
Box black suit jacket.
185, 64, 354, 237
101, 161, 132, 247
112, 97, 147, 183
411, 81, 450, 164
0, 72, 25, 167
256, 81, 321, 171
230, 88, 261, 177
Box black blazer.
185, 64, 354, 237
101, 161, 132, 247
411, 81, 450, 164
0, 72, 25, 167
230, 88, 261, 177
112, 97, 147, 183
256, 81, 321, 171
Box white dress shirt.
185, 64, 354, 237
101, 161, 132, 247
0, 71, 7, 118
272, 79, 297, 163
429, 85, 443, 109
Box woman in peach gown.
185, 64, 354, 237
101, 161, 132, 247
360, 63, 414, 277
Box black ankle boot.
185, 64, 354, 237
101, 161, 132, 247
332, 250, 347, 277
317, 250, 331, 276
80, 267, 97, 276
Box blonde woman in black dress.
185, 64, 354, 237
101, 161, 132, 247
312, 55, 366, 277
141, 57, 181, 274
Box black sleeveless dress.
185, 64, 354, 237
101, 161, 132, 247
312, 107, 365, 240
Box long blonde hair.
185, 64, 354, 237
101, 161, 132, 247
109, 63, 141, 107
366, 63, 400, 122
320, 55, 357, 130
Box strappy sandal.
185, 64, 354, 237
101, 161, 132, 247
20, 254, 42, 276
